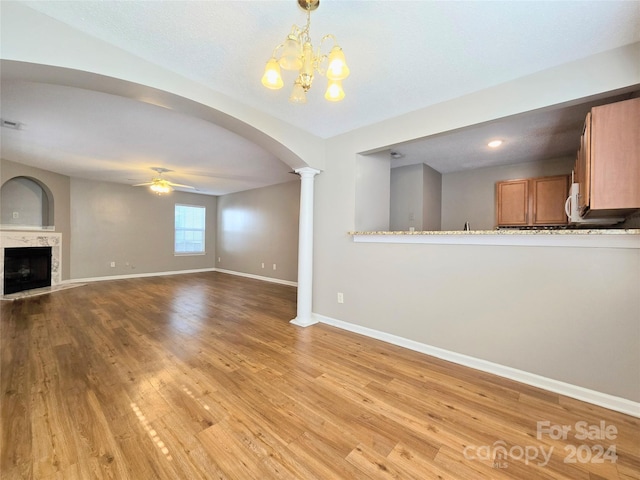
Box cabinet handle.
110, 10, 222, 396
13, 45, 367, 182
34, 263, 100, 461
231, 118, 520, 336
565, 195, 572, 218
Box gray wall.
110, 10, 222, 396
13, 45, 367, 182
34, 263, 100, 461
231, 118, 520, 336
441, 157, 574, 230
216, 180, 300, 283
423, 163, 442, 231
1, 176, 47, 227
355, 152, 390, 231
1, 158, 72, 280
390, 164, 423, 231
390, 163, 442, 231
70, 177, 217, 279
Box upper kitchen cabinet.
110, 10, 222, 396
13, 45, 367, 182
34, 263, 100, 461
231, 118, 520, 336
496, 179, 529, 226
531, 175, 570, 225
496, 175, 569, 227
577, 97, 640, 218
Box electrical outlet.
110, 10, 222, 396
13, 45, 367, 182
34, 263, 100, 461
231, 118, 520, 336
337, 292, 344, 304
261, 262, 265, 269
12, 212, 19, 219
272, 264, 277, 270
110, 261, 116, 268
218, 257, 221, 262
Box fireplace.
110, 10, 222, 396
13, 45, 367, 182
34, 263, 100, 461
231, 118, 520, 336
4, 246, 52, 295
0, 232, 61, 296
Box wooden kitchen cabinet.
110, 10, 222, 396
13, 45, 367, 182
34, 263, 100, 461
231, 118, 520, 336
496, 179, 529, 226
577, 97, 640, 217
496, 175, 569, 227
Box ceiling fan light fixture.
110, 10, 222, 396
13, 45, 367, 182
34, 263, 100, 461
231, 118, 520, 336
132, 167, 194, 195
150, 179, 173, 195
262, 0, 349, 103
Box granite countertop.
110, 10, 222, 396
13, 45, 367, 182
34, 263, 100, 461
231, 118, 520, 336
350, 229, 640, 236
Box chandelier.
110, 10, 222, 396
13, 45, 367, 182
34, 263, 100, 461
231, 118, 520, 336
261, 0, 350, 103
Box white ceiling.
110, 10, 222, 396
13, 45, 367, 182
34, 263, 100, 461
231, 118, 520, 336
0, 81, 294, 195
1, 1, 639, 193
389, 90, 639, 173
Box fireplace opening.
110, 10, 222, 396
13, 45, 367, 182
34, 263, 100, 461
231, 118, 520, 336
4, 246, 52, 295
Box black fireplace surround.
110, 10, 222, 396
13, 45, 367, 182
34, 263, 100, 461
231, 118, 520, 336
4, 246, 52, 295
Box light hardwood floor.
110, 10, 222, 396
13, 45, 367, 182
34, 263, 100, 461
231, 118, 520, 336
1, 272, 639, 479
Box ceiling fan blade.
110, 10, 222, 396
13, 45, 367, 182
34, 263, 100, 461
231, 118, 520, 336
168, 182, 195, 189
132, 182, 153, 187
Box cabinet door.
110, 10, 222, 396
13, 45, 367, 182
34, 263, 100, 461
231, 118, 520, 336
590, 97, 640, 211
496, 179, 529, 226
577, 112, 591, 215
532, 175, 569, 225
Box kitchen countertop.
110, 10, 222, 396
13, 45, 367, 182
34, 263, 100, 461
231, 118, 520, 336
349, 229, 640, 235
349, 229, 640, 248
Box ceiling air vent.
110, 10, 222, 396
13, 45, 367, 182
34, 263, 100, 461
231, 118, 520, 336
1, 119, 23, 130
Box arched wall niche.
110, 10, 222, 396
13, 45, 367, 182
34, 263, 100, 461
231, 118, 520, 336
0, 175, 55, 229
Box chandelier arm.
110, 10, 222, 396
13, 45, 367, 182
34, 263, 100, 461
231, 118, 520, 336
271, 43, 285, 58
319, 34, 337, 50
315, 34, 338, 73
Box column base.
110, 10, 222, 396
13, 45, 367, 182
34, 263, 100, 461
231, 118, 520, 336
290, 315, 319, 327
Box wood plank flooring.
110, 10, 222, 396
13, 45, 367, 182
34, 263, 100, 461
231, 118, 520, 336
1, 272, 639, 479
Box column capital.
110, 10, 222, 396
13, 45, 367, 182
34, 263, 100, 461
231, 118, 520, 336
295, 167, 321, 178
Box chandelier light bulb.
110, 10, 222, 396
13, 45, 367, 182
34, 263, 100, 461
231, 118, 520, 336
324, 80, 345, 102
261, 58, 284, 89
279, 35, 303, 71
326, 46, 350, 81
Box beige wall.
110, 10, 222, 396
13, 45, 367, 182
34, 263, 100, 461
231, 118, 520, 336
441, 157, 574, 230
1, 158, 72, 280
216, 180, 300, 283
70, 178, 217, 279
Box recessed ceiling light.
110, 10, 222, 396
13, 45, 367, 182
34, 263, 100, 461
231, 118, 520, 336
488, 140, 503, 148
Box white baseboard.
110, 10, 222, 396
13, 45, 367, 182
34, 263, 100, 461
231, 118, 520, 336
214, 268, 297, 287
314, 313, 640, 418
66, 267, 217, 284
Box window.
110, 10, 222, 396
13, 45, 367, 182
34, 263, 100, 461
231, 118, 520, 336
175, 204, 206, 254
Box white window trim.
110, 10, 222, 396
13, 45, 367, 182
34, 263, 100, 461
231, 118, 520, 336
174, 204, 206, 255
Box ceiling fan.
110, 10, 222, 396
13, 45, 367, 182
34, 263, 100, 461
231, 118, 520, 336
132, 167, 195, 194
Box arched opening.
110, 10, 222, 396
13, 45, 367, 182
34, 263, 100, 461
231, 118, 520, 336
0, 176, 55, 229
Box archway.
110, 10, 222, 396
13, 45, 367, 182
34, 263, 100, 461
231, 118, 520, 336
1, 176, 54, 228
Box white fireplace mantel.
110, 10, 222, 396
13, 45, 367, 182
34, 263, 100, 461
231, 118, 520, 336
0, 231, 62, 296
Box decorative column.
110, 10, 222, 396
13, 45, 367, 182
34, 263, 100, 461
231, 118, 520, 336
290, 167, 321, 327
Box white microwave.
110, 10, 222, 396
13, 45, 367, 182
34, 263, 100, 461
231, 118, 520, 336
565, 183, 623, 225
